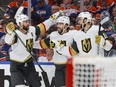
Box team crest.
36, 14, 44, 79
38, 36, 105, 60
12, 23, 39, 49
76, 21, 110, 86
26, 39, 33, 52
81, 38, 92, 53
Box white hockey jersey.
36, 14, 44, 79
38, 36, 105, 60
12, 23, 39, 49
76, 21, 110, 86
74, 25, 104, 56
58, 25, 112, 57
5, 26, 36, 62
50, 30, 77, 64
5, 18, 55, 62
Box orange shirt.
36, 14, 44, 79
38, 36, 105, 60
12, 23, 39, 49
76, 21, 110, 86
8, 0, 28, 8
4, 0, 28, 18
97, 0, 114, 8
114, 0, 116, 3
47, 0, 55, 6
84, 5, 97, 13
59, 4, 78, 11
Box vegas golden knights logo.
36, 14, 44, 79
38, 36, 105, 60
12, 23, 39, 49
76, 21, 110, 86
26, 39, 33, 52
81, 38, 92, 53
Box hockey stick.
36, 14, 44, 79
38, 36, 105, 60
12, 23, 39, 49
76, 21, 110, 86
98, 17, 110, 34
97, 17, 110, 54
13, 30, 50, 87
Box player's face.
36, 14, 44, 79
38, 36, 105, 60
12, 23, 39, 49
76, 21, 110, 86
21, 20, 30, 30
76, 17, 83, 25
56, 22, 65, 34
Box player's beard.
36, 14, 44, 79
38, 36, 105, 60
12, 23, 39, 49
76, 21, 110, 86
21, 25, 29, 34
23, 25, 29, 31
57, 27, 63, 35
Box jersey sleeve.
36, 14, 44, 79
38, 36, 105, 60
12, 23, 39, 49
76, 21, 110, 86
34, 23, 46, 39
70, 40, 79, 55
35, 17, 56, 36
33, 38, 50, 49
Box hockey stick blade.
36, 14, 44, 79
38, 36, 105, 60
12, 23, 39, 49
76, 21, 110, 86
100, 17, 109, 25
14, 6, 24, 19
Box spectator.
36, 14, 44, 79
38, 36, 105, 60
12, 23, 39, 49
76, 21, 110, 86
92, 13, 101, 25
59, 0, 78, 16
45, 0, 57, 6
51, 5, 59, 14
4, 0, 28, 19
32, 0, 52, 25
96, 0, 115, 15
69, 13, 77, 27
97, 0, 115, 9
84, 0, 97, 16
31, 0, 37, 7
0, 18, 12, 60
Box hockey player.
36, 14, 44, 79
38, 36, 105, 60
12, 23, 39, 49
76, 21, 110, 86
34, 16, 78, 87
55, 12, 113, 57
4, 10, 61, 87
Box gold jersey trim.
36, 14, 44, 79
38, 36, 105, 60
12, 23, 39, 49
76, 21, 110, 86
37, 23, 46, 35
10, 55, 32, 63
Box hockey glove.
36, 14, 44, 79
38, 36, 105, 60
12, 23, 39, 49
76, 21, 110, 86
49, 11, 63, 23
95, 35, 106, 47
6, 22, 15, 34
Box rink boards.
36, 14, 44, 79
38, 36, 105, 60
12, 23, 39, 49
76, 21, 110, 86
0, 61, 55, 87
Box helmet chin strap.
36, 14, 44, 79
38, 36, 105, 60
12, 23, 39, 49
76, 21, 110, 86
61, 25, 69, 35
81, 19, 89, 32
81, 22, 92, 32
81, 20, 86, 31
